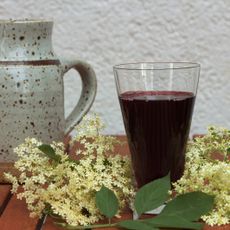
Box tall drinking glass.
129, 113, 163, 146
114, 62, 200, 188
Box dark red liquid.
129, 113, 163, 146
119, 91, 195, 188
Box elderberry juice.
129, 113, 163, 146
119, 91, 195, 188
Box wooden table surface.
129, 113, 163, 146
0, 136, 229, 230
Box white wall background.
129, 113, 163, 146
0, 0, 229, 134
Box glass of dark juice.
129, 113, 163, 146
113, 62, 200, 189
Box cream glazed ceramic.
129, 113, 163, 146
0, 20, 97, 162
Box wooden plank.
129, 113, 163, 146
203, 225, 230, 230
35, 214, 48, 230
0, 187, 38, 230
0, 185, 11, 206
0, 184, 12, 216
1, 136, 229, 229
42, 216, 63, 230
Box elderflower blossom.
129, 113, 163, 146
173, 126, 230, 226
4, 114, 134, 226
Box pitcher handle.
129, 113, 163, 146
60, 59, 97, 135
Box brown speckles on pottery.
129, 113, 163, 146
0, 20, 97, 162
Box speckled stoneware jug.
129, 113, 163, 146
0, 20, 97, 162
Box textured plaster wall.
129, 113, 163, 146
0, 0, 229, 134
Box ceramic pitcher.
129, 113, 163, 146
0, 20, 97, 162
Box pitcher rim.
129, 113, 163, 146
0, 19, 53, 24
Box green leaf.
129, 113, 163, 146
95, 186, 119, 218
144, 215, 203, 230
160, 191, 214, 221
38, 144, 61, 162
67, 158, 79, 165
118, 220, 159, 230
227, 147, 230, 154
134, 173, 170, 216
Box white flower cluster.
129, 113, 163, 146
173, 126, 230, 226
4, 114, 134, 226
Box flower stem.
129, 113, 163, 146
55, 222, 117, 229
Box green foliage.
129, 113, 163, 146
118, 220, 159, 230
38, 144, 61, 162
95, 186, 119, 218
93, 175, 213, 230
173, 126, 230, 226
144, 215, 203, 229
227, 147, 230, 154
160, 191, 214, 221
57, 175, 214, 230
134, 174, 170, 215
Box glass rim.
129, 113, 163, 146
113, 62, 200, 71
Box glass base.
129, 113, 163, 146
132, 204, 166, 220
